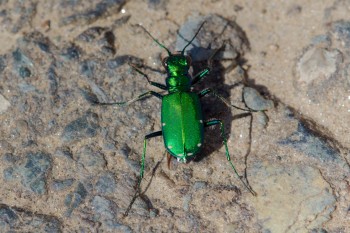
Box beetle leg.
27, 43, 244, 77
91, 91, 162, 107
191, 46, 223, 86
191, 67, 210, 86
139, 131, 163, 185
198, 88, 254, 112
124, 130, 163, 217
129, 64, 168, 90
204, 120, 257, 196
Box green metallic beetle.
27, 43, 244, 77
93, 22, 256, 215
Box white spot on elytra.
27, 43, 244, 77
162, 123, 166, 126
199, 120, 203, 123
168, 145, 172, 149
197, 143, 201, 147
188, 153, 193, 156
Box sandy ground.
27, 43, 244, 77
0, 0, 349, 232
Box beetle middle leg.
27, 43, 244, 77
204, 119, 256, 196
90, 90, 162, 107
198, 88, 253, 112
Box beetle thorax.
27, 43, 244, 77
164, 55, 191, 92
166, 75, 191, 92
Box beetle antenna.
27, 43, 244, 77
137, 25, 171, 56
181, 21, 206, 56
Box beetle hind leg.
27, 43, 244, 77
124, 131, 163, 217
204, 119, 257, 196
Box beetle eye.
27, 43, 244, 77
185, 55, 192, 65
162, 57, 168, 67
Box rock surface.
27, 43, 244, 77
0, 0, 349, 232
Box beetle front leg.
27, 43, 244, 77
130, 64, 168, 90
191, 67, 210, 86
204, 119, 256, 196
124, 130, 163, 216
191, 46, 223, 86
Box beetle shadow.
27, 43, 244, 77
189, 54, 261, 195
184, 18, 262, 191
172, 16, 253, 168
191, 58, 251, 163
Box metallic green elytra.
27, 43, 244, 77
162, 92, 204, 162
92, 22, 257, 216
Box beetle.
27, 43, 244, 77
90, 22, 256, 215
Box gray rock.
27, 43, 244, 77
61, 112, 100, 143
176, 14, 248, 62
243, 87, 273, 111
0, 204, 62, 232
